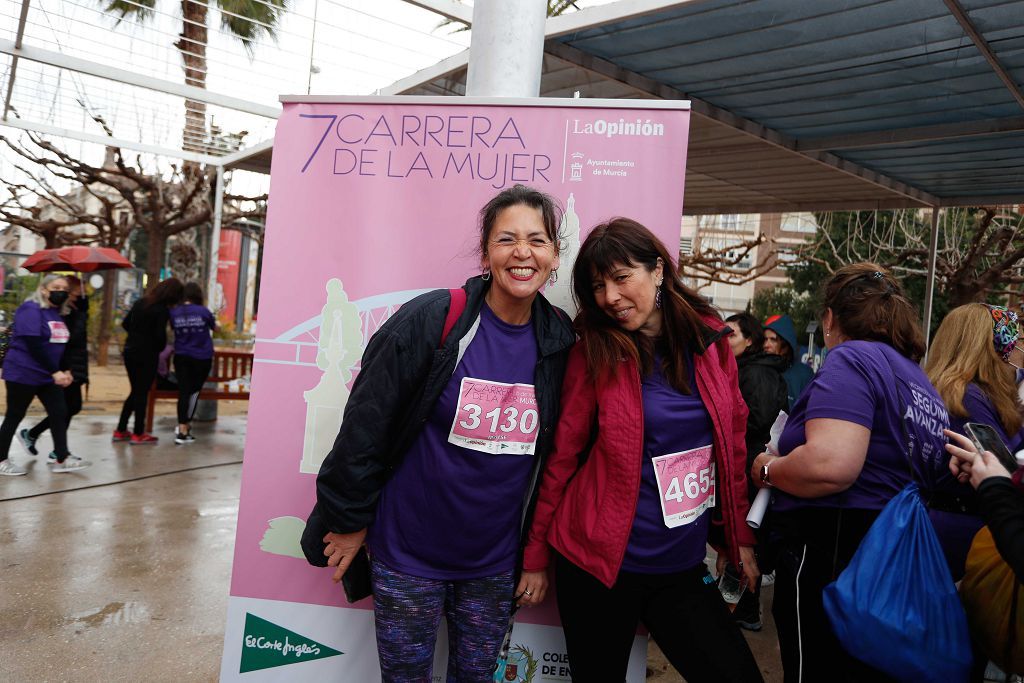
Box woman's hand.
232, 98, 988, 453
968, 449, 1012, 488
514, 570, 548, 607
714, 546, 760, 589
750, 452, 777, 489
323, 528, 367, 583
52, 370, 72, 388
944, 429, 977, 484
738, 546, 760, 588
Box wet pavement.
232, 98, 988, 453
0, 415, 241, 683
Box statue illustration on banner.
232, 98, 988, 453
300, 278, 361, 475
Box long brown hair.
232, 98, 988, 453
926, 303, 1023, 434
824, 262, 926, 361
572, 218, 718, 394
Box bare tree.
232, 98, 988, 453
0, 129, 265, 362
678, 232, 779, 288
793, 207, 1024, 307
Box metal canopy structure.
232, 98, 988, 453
359, 0, 1024, 215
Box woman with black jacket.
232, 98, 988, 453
114, 278, 183, 445
19, 276, 89, 461
302, 185, 575, 682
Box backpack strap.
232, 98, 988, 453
440, 288, 467, 347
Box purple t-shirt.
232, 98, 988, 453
621, 354, 714, 574
368, 304, 540, 579
773, 340, 950, 512
170, 303, 216, 360
951, 383, 1024, 453
4, 301, 67, 385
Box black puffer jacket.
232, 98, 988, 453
736, 350, 788, 494
303, 275, 575, 564
60, 295, 89, 384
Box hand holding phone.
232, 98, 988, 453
963, 422, 1018, 472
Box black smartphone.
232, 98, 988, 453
963, 422, 1019, 472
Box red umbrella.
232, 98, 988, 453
21, 246, 134, 273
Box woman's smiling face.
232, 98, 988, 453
591, 259, 664, 337
482, 204, 559, 308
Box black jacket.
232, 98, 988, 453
736, 351, 788, 484
61, 295, 89, 384
977, 476, 1024, 585
302, 276, 576, 565
122, 299, 170, 356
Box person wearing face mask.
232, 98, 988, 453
524, 219, 762, 682
0, 274, 89, 475
301, 185, 574, 682
18, 275, 89, 463
925, 303, 1024, 579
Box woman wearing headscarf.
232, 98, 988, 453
523, 219, 762, 682
925, 303, 1024, 579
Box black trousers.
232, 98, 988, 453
770, 508, 898, 683
174, 355, 211, 425
29, 380, 84, 438
118, 350, 158, 435
555, 553, 763, 683
0, 381, 68, 461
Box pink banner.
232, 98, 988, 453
221, 97, 689, 680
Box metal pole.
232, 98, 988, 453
208, 165, 224, 312
3, 0, 32, 121
922, 206, 941, 356
465, 0, 547, 97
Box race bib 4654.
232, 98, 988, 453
652, 445, 715, 528
448, 377, 538, 455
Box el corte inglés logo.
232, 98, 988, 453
240, 613, 342, 673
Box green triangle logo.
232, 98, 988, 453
240, 613, 342, 673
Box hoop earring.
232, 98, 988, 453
548, 269, 558, 286
481, 267, 491, 281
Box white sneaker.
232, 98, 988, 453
51, 457, 92, 473
0, 459, 27, 476
762, 571, 776, 586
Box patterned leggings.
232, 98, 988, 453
371, 556, 514, 683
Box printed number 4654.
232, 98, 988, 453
664, 467, 712, 503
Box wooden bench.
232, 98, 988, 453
145, 349, 253, 431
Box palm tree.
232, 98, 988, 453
439, 0, 580, 32
104, 0, 286, 160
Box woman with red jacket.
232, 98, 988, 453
522, 219, 762, 682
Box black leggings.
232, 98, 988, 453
174, 355, 211, 425
29, 381, 84, 438
554, 553, 763, 683
118, 350, 158, 435
770, 508, 897, 683
0, 381, 69, 462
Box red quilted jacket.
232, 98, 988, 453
523, 319, 756, 587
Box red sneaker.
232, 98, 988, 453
129, 433, 159, 445
112, 430, 132, 442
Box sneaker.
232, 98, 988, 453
48, 451, 83, 464
18, 428, 38, 455
0, 459, 27, 476
733, 589, 763, 631
175, 431, 195, 444
52, 457, 92, 473
112, 430, 132, 442
761, 571, 775, 586
129, 433, 159, 445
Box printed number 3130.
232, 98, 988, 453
459, 404, 538, 435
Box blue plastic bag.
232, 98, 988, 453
823, 483, 973, 683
